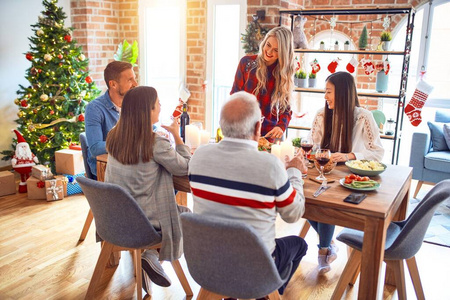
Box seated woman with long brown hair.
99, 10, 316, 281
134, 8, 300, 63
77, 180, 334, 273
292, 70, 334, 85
104, 86, 191, 292
309, 71, 384, 274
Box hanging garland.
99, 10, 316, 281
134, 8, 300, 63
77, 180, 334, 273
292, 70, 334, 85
241, 19, 269, 54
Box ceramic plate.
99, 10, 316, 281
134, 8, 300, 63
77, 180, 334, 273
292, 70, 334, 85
339, 178, 380, 191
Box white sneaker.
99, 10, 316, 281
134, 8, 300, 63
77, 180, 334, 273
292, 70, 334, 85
318, 254, 331, 274
327, 243, 339, 264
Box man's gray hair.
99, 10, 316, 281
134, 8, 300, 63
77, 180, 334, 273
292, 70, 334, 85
220, 91, 261, 139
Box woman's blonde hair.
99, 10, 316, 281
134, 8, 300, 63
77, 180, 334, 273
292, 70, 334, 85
106, 86, 157, 164
255, 26, 294, 113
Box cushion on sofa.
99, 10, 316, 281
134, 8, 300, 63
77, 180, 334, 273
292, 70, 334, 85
444, 124, 450, 150
427, 121, 450, 151
424, 151, 450, 173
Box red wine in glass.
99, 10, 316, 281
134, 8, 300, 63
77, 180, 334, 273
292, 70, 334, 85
316, 157, 330, 166
301, 144, 313, 153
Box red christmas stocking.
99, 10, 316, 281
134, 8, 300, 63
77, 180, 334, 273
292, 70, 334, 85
310, 58, 321, 74
346, 57, 358, 73
405, 80, 434, 126
328, 59, 339, 73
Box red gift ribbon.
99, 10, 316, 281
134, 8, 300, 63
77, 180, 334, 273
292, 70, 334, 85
37, 181, 45, 188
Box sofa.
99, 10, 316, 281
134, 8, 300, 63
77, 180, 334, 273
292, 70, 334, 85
409, 110, 450, 197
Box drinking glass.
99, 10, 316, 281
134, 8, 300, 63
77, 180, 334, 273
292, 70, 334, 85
315, 149, 331, 181
300, 137, 313, 168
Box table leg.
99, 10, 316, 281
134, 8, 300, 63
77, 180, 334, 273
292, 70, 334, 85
176, 192, 188, 207
358, 217, 387, 300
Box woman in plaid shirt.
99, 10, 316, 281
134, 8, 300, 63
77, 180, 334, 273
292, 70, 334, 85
231, 26, 295, 141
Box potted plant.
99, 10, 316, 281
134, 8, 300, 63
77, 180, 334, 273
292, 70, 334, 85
295, 70, 307, 88
359, 25, 368, 50
319, 41, 325, 50
308, 72, 317, 88
344, 40, 350, 50
380, 31, 392, 51
334, 41, 339, 50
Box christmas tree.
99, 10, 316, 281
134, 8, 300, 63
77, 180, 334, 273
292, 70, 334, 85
359, 25, 368, 50
1, 0, 100, 170
241, 19, 269, 54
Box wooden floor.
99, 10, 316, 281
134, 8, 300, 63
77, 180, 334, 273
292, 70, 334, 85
1, 182, 449, 300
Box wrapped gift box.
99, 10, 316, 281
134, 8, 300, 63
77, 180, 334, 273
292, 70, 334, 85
55, 149, 85, 175
0, 171, 16, 196
64, 173, 84, 195
31, 165, 53, 181
54, 175, 68, 197
27, 176, 47, 200
45, 178, 64, 201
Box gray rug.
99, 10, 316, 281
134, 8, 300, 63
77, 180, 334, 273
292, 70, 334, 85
408, 186, 450, 248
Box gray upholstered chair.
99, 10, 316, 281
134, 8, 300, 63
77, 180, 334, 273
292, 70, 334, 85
78, 132, 94, 241
180, 213, 283, 300
78, 177, 192, 300
409, 111, 450, 197
333, 179, 450, 300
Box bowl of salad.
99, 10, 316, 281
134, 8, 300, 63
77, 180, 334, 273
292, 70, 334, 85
345, 160, 387, 176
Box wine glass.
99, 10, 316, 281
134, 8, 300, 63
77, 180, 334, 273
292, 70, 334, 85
300, 137, 313, 168
315, 149, 331, 181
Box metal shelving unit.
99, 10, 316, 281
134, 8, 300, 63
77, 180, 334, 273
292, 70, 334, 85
280, 7, 415, 164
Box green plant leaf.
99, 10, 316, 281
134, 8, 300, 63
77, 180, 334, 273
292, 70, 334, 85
114, 40, 139, 66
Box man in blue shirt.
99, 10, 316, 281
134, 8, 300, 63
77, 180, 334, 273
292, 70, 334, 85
85, 61, 137, 177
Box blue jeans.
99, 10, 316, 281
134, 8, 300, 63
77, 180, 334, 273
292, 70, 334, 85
308, 220, 335, 249
272, 236, 308, 295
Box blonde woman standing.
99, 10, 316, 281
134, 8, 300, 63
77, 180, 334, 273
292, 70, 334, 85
231, 26, 295, 141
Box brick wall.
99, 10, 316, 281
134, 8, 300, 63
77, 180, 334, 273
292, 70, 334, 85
70, 0, 139, 92
70, 0, 428, 122
186, 0, 207, 124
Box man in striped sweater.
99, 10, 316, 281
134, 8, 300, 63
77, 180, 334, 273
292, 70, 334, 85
189, 91, 308, 295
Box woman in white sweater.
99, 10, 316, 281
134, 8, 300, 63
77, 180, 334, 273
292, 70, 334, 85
308, 71, 384, 274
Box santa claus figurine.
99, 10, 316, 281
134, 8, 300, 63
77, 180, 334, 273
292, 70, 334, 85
11, 129, 39, 193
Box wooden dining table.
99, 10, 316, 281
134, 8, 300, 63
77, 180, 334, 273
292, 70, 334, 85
301, 163, 412, 300
97, 153, 412, 299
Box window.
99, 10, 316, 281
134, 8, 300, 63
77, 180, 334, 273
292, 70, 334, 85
139, 0, 186, 122
206, 0, 246, 133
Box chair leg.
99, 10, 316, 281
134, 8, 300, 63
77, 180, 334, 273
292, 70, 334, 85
197, 288, 226, 300
331, 249, 361, 300
386, 260, 406, 300
406, 256, 425, 300
79, 209, 94, 241
85, 241, 114, 299
298, 220, 311, 238
413, 181, 423, 198
267, 290, 281, 300
134, 249, 143, 300
171, 260, 193, 297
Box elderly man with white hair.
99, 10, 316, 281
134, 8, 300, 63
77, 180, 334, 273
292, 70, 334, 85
188, 91, 308, 296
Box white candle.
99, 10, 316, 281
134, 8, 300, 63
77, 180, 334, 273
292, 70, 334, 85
280, 141, 295, 161
271, 143, 281, 159
200, 130, 210, 145
185, 125, 200, 149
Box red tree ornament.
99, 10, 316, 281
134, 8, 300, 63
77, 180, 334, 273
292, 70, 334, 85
58, 54, 63, 59
77, 114, 85, 122
50, 110, 54, 115
85, 76, 92, 84
64, 35, 72, 42
20, 100, 28, 107
26, 53, 34, 61
39, 135, 48, 143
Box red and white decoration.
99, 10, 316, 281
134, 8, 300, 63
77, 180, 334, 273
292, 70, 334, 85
310, 58, 321, 74
346, 57, 358, 73
11, 129, 39, 193
360, 58, 375, 75
327, 58, 340, 73
405, 79, 434, 126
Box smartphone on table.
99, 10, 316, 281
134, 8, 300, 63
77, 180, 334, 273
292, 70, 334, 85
343, 192, 367, 204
